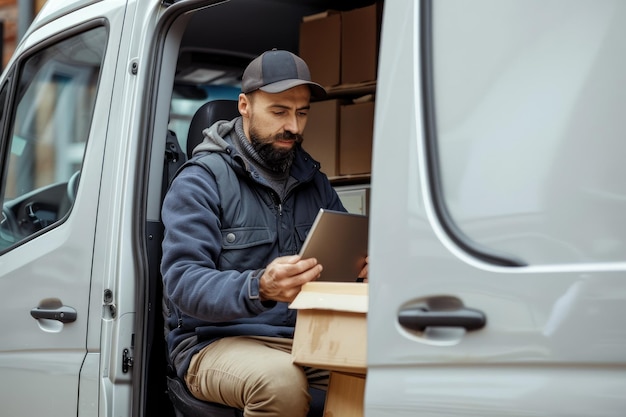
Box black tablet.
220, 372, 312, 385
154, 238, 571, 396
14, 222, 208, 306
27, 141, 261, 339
299, 209, 369, 282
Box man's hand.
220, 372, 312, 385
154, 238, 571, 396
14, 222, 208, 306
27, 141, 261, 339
259, 255, 323, 303
358, 256, 369, 282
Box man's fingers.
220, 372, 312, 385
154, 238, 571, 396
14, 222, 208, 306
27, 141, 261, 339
260, 256, 323, 302
358, 256, 369, 279
296, 262, 323, 283
272, 256, 318, 276
277, 254, 301, 264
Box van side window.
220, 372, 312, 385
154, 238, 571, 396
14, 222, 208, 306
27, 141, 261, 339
426, 1, 626, 265
0, 26, 107, 252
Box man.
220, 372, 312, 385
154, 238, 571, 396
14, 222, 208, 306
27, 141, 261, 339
161, 50, 364, 416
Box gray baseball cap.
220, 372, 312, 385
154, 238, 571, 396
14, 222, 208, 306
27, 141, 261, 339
241, 49, 327, 98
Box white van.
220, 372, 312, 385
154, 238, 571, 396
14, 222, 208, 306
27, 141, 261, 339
1, 0, 625, 416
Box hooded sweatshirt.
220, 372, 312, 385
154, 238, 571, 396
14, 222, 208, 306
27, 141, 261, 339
160, 117, 345, 379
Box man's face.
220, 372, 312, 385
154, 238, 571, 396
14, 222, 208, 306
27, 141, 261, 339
240, 85, 311, 171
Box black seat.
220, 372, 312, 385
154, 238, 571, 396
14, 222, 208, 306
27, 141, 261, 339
186, 99, 240, 159
165, 98, 326, 417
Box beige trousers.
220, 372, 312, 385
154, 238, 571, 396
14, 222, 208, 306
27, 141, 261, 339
185, 336, 328, 417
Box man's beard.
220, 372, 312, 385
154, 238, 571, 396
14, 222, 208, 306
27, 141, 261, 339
249, 129, 303, 172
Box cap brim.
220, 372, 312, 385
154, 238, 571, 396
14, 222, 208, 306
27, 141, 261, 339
259, 79, 327, 99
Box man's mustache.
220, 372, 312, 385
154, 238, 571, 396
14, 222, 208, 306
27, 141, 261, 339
275, 131, 303, 143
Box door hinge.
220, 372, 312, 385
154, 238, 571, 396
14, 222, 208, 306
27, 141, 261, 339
122, 348, 134, 373
104, 289, 116, 318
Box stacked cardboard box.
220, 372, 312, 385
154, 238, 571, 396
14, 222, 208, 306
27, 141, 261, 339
299, 4, 380, 87
290, 282, 368, 417
304, 95, 374, 178
304, 99, 342, 177
341, 4, 379, 85
300, 4, 380, 179
339, 97, 374, 176
298, 11, 341, 88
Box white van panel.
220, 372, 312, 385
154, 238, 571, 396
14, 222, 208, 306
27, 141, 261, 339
0, 1, 128, 416
368, 367, 626, 416
366, 0, 626, 415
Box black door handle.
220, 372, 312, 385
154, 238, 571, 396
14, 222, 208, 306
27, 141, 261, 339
30, 304, 77, 323
399, 306, 486, 331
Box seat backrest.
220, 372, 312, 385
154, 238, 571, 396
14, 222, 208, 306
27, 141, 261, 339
186, 99, 240, 159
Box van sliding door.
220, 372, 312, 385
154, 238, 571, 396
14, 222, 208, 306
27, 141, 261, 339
366, 1, 626, 415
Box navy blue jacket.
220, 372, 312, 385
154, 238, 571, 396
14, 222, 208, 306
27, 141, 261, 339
160, 118, 345, 378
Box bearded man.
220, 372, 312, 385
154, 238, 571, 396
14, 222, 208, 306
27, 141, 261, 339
161, 50, 364, 417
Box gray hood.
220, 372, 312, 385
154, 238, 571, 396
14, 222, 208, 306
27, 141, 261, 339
191, 117, 239, 156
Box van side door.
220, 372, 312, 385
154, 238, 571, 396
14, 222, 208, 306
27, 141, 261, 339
367, 1, 626, 415
0, 2, 127, 416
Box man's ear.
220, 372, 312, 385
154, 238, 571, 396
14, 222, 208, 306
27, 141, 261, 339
238, 93, 250, 117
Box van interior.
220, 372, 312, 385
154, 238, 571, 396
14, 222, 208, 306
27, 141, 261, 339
145, 1, 382, 416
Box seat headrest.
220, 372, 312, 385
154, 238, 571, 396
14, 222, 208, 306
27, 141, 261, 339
187, 99, 239, 159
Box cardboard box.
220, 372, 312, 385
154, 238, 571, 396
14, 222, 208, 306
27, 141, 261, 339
290, 282, 368, 374
341, 4, 380, 84
324, 372, 366, 417
304, 99, 340, 177
339, 100, 374, 175
299, 11, 341, 88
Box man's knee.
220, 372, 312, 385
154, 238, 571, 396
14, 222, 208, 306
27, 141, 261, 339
245, 363, 310, 415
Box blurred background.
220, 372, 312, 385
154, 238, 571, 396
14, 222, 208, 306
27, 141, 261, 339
0, 0, 45, 69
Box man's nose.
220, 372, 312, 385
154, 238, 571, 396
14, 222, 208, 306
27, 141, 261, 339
283, 113, 301, 134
